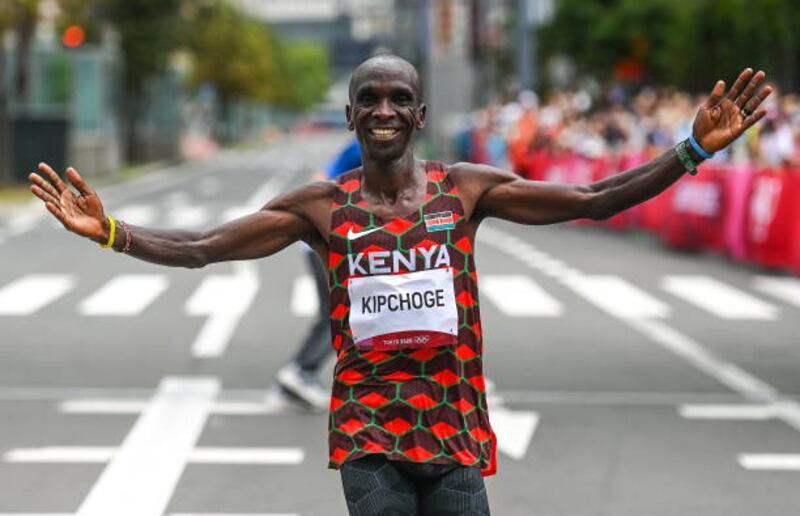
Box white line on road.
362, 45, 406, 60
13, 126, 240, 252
166, 205, 211, 229
564, 274, 671, 319
60, 399, 300, 415
4, 446, 304, 465
478, 225, 800, 435
220, 173, 284, 223
678, 403, 778, 420
75, 376, 219, 516
752, 276, 800, 308
480, 275, 563, 317
185, 262, 260, 358
0, 274, 76, 315
79, 275, 168, 316
290, 275, 318, 317
738, 454, 800, 471
662, 275, 778, 320
113, 204, 158, 226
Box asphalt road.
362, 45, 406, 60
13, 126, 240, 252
1, 131, 799, 516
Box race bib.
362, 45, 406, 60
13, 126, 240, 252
348, 268, 458, 350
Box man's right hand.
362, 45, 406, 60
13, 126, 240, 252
29, 163, 109, 243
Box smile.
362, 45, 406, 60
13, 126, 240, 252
369, 128, 399, 140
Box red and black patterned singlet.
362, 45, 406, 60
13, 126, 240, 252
327, 161, 496, 473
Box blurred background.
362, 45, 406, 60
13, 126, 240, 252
1, 1, 800, 515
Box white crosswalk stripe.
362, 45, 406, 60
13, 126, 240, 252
480, 275, 563, 317
563, 275, 671, 319
113, 204, 158, 226
0, 274, 76, 315
752, 276, 800, 308
290, 275, 319, 317
79, 275, 168, 316
166, 205, 211, 229
662, 275, 778, 320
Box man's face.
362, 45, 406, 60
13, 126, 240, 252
346, 62, 426, 162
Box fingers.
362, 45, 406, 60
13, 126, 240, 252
726, 68, 754, 102
37, 162, 68, 194
66, 167, 95, 197
742, 108, 768, 131
45, 201, 68, 227
704, 80, 726, 109
735, 70, 766, 108
28, 172, 61, 200
30, 184, 60, 206
742, 84, 773, 114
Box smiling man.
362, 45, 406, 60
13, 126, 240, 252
29, 54, 771, 515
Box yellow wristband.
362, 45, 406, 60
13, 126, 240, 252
99, 215, 116, 249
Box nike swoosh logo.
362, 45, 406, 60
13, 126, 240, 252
347, 226, 383, 240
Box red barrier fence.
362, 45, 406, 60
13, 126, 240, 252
521, 152, 800, 276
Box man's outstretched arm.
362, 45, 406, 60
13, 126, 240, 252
29, 164, 327, 268
467, 68, 771, 225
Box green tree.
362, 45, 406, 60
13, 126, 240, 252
186, 1, 286, 140
283, 42, 330, 110
103, 0, 183, 160
539, 0, 800, 92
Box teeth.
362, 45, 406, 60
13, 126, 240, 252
371, 128, 397, 136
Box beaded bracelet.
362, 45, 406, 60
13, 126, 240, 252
675, 139, 699, 176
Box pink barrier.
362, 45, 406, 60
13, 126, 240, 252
659, 166, 726, 251
744, 169, 800, 269
516, 150, 800, 276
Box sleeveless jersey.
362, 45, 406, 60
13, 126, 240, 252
327, 161, 496, 473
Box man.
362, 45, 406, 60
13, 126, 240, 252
29, 55, 770, 515
276, 138, 361, 409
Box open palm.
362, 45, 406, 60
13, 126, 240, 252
29, 163, 108, 241
693, 69, 772, 153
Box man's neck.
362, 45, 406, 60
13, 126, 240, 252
361, 152, 423, 205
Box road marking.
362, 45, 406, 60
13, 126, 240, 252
60, 399, 300, 415
113, 204, 157, 226
486, 394, 539, 460
185, 262, 260, 358
220, 172, 284, 222
481, 275, 563, 317
662, 275, 778, 320
738, 454, 800, 471
290, 275, 318, 317
478, 225, 800, 435
564, 274, 670, 319
678, 404, 777, 420
0, 274, 76, 315
4, 446, 304, 465
753, 276, 800, 308
73, 377, 219, 516
166, 205, 210, 229
79, 275, 168, 316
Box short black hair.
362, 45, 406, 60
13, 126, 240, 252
348, 54, 424, 103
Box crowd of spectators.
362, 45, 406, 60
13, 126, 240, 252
455, 85, 800, 174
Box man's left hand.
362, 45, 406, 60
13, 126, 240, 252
693, 68, 772, 153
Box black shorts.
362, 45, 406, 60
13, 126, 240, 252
339, 455, 491, 516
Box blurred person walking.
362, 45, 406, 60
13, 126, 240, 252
275, 139, 361, 409
29, 55, 771, 515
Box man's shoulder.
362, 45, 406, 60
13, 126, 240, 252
447, 161, 517, 189
265, 180, 339, 213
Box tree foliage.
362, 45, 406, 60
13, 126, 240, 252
186, 2, 329, 111
539, 0, 800, 91
187, 2, 285, 105
283, 42, 330, 110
